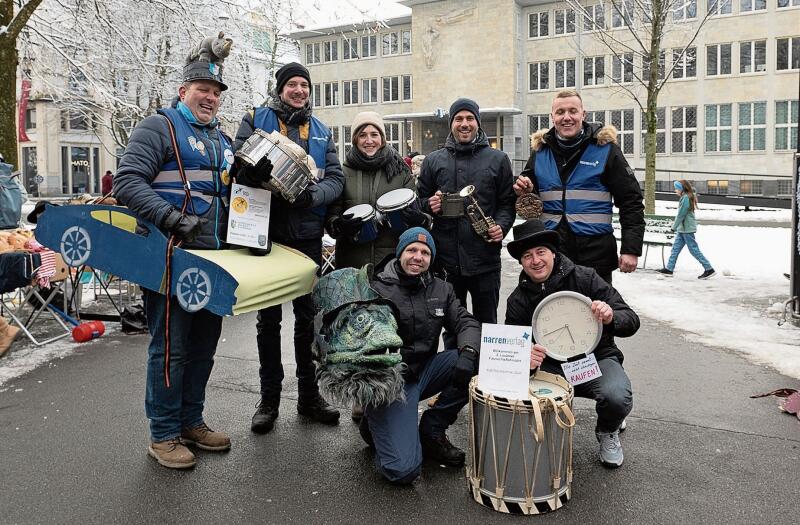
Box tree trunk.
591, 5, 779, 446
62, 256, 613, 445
0, 36, 19, 170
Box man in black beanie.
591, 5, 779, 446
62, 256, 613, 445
234, 61, 344, 434
417, 97, 515, 348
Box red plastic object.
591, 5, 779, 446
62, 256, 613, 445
71, 321, 105, 343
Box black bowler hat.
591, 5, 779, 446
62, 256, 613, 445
506, 219, 560, 261
26, 200, 57, 224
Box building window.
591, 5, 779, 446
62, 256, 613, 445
584, 4, 605, 30
740, 0, 766, 12
343, 80, 359, 105
740, 180, 763, 195
323, 40, 338, 62
306, 42, 321, 64
584, 56, 605, 85
382, 30, 411, 56
706, 43, 732, 76
586, 110, 606, 124
323, 82, 339, 107
612, 53, 634, 83
21, 147, 38, 196
529, 12, 549, 38
671, 106, 697, 153
740, 40, 767, 73
640, 108, 666, 154
343, 37, 359, 60
778, 0, 800, 7
778, 179, 792, 195
528, 114, 550, 134
672, 47, 696, 79
382, 76, 409, 102
705, 104, 732, 152
554, 8, 575, 35
343, 125, 352, 155
554, 59, 576, 88
738, 101, 766, 151
61, 110, 90, 131
775, 100, 799, 151
708, 0, 732, 15
611, 0, 633, 28
610, 109, 634, 155
708, 180, 728, 195
361, 34, 377, 58
385, 123, 400, 151
362, 78, 378, 103
312, 85, 322, 108
63, 146, 91, 194
25, 107, 36, 130
777, 37, 800, 71
331, 126, 340, 156
529, 62, 549, 90
643, 50, 665, 81
673, 0, 697, 21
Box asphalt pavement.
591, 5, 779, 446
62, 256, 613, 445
1, 255, 798, 525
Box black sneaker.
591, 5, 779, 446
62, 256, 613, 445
297, 393, 340, 425
251, 398, 279, 434
656, 268, 673, 275
420, 433, 465, 467
359, 416, 374, 447
698, 269, 716, 280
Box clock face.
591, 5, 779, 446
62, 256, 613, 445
531, 291, 602, 361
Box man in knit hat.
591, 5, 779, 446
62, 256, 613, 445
234, 61, 344, 434
417, 97, 516, 350
363, 227, 481, 484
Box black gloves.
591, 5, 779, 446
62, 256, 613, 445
451, 346, 478, 389
327, 213, 362, 239
234, 156, 273, 186
288, 189, 314, 209
401, 207, 432, 229
162, 209, 206, 244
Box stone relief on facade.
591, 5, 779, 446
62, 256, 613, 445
422, 5, 476, 69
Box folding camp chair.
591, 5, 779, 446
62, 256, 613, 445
321, 236, 336, 275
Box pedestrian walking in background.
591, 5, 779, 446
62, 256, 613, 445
657, 180, 715, 279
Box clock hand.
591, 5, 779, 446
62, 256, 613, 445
542, 325, 567, 337
564, 324, 575, 343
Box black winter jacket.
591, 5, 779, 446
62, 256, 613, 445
234, 109, 344, 243
417, 131, 516, 277
519, 123, 645, 276
371, 259, 481, 380
114, 101, 233, 249
505, 253, 639, 365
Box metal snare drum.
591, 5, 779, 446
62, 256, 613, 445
344, 204, 379, 244
467, 371, 575, 515
234, 129, 315, 203
376, 188, 416, 233
440, 191, 465, 218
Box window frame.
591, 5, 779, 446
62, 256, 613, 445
343, 80, 359, 105
777, 37, 800, 71
528, 11, 549, 38
583, 55, 606, 86
704, 103, 733, 153
775, 100, 799, 151
740, 39, 767, 74
583, 4, 605, 31
672, 47, 697, 80
706, 43, 732, 76
529, 61, 550, 91
361, 78, 378, 104
737, 101, 767, 152
554, 58, 576, 88
612, 53, 634, 84
343, 37, 359, 60
670, 105, 698, 154
640, 107, 666, 156
361, 34, 377, 58
610, 109, 635, 155
554, 8, 576, 35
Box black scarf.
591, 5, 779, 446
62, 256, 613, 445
267, 89, 313, 126
444, 128, 489, 155
346, 144, 409, 182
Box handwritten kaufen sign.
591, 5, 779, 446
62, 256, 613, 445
477, 323, 532, 401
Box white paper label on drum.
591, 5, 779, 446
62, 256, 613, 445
477, 323, 532, 401
560, 354, 602, 386
226, 183, 271, 249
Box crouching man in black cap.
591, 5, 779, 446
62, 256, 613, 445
234, 62, 344, 434
505, 219, 639, 467
364, 227, 481, 484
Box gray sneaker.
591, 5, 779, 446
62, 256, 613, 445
596, 430, 624, 467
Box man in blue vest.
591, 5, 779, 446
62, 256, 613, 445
115, 44, 235, 469
234, 62, 344, 434
514, 90, 644, 284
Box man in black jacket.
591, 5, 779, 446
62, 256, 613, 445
505, 219, 639, 467
514, 89, 644, 284
418, 98, 515, 329
365, 227, 481, 484
234, 62, 344, 433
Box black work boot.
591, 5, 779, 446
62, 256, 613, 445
251, 397, 279, 434
420, 433, 465, 467
297, 393, 340, 425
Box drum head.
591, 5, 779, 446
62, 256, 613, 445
376, 188, 415, 212
529, 377, 569, 399
344, 204, 375, 220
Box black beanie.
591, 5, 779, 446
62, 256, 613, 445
449, 98, 481, 127
275, 62, 311, 93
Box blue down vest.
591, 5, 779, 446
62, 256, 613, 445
536, 143, 613, 236
153, 107, 233, 248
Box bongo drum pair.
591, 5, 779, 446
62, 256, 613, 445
343, 188, 417, 244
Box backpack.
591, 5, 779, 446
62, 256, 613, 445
0, 163, 22, 230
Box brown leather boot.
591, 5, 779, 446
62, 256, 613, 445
148, 438, 196, 469
0, 316, 20, 358
181, 423, 231, 451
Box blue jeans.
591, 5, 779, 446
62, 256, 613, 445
144, 289, 222, 442
666, 232, 712, 272
541, 355, 632, 433
365, 350, 468, 484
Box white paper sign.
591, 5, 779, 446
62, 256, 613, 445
560, 354, 603, 386
226, 183, 271, 249
477, 323, 532, 401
